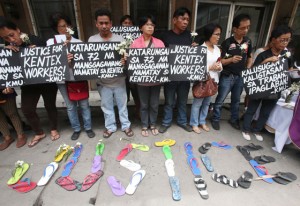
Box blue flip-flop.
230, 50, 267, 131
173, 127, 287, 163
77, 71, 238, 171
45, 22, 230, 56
184, 142, 193, 156
249, 160, 273, 183
201, 154, 214, 172
73, 144, 83, 159
187, 156, 201, 176
61, 158, 78, 177
211, 141, 232, 150
169, 176, 181, 201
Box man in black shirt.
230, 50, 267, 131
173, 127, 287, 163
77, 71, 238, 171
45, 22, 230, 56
211, 14, 253, 130
159, 7, 193, 133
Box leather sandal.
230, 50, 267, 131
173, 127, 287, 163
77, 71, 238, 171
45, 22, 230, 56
0, 137, 14, 151
16, 134, 27, 148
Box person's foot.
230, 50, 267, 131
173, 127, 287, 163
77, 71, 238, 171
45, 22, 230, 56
200, 124, 210, 132
0, 137, 14, 151
16, 134, 27, 148
159, 125, 170, 133
141, 128, 149, 137
177, 124, 192, 132
211, 120, 220, 130
71, 131, 81, 140
51, 130, 60, 141
192, 126, 201, 134
150, 126, 159, 136
124, 128, 134, 137
86, 130, 95, 138
242, 132, 251, 141
228, 120, 240, 130
28, 133, 46, 148
254, 133, 263, 141
103, 130, 114, 138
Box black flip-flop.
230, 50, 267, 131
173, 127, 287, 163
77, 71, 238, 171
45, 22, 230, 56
243, 143, 263, 151
254, 155, 276, 165
237, 171, 253, 189
273, 172, 297, 185
236, 146, 253, 161
194, 175, 209, 199
198, 143, 212, 154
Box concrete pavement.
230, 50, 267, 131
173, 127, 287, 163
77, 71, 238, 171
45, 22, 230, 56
0, 106, 300, 206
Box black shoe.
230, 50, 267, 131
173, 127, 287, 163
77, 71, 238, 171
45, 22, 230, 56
228, 120, 240, 130
71, 131, 81, 140
177, 124, 192, 132
211, 121, 220, 130
159, 125, 170, 133
86, 130, 95, 138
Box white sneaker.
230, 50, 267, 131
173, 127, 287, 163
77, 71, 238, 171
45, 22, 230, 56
254, 133, 264, 141
242, 132, 251, 141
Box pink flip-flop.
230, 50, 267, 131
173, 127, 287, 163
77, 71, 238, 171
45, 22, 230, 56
79, 170, 104, 192
8, 178, 37, 193
55, 176, 77, 191
116, 144, 133, 161
107, 176, 125, 196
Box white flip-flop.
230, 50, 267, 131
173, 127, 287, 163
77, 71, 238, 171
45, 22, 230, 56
120, 160, 141, 172
37, 162, 58, 186
125, 170, 146, 195
165, 159, 175, 177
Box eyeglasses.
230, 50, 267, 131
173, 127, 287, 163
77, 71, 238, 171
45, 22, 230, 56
213, 33, 221, 36
237, 26, 250, 31
278, 38, 292, 44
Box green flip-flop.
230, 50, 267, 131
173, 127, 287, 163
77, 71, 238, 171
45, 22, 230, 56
7, 161, 30, 185
163, 145, 173, 160
96, 143, 105, 156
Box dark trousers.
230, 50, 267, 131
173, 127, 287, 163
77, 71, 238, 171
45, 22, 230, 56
21, 83, 58, 135
0, 97, 23, 136
243, 98, 278, 133
137, 85, 161, 128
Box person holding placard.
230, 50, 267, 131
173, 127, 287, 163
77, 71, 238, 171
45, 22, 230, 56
130, 15, 165, 137
0, 87, 26, 150
242, 25, 293, 141
0, 17, 59, 147
89, 9, 133, 138
190, 23, 222, 134
211, 14, 252, 131
158, 7, 193, 133
47, 13, 95, 141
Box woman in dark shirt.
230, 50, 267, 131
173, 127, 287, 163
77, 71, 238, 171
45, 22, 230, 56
0, 17, 59, 147
242, 25, 292, 141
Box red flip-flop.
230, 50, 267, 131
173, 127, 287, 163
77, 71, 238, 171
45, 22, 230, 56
79, 170, 104, 192
55, 176, 77, 191
116, 144, 133, 161
8, 178, 37, 193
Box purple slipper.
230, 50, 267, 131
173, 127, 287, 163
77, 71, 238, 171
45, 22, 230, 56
107, 176, 125, 196
91, 156, 102, 174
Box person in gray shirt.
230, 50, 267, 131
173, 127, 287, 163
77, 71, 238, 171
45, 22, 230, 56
88, 8, 133, 138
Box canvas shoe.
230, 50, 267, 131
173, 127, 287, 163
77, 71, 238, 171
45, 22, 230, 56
242, 132, 251, 141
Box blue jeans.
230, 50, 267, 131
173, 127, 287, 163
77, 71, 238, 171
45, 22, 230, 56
137, 85, 161, 128
58, 84, 92, 132
212, 74, 243, 123
243, 98, 277, 133
162, 81, 190, 126
97, 85, 131, 132
190, 96, 211, 126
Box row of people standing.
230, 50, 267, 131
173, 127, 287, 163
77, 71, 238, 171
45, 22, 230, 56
0, 7, 293, 151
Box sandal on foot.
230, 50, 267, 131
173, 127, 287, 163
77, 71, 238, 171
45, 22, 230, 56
141, 128, 149, 137
150, 126, 159, 136
50, 130, 60, 141
124, 128, 134, 137
103, 130, 113, 138
28, 134, 46, 148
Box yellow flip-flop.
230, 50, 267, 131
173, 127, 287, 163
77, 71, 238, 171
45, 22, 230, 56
54, 145, 70, 162
154, 139, 176, 147
131, 143, 150, 152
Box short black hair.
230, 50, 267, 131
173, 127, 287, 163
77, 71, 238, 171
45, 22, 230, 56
173, 7, 191, 18
49, 12, 72, 33
95, 8, 112, 21
0, 16, 17, 30
232, 14, 251, 28
203, 23, 222, 42
138, 15, 156, 29
270, 25, 293, 39
120, 15, 133, 25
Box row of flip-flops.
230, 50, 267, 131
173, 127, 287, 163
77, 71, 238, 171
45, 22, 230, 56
236, 143, 297, 186
184, 142, 209, 200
